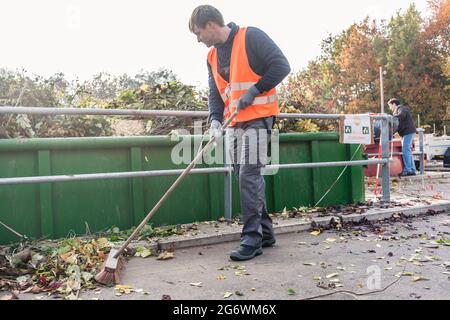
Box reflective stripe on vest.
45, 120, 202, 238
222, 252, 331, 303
229, 94, 278, 109
220, 85, 232, 103
220, 82, 255, 103
224, 94, 278, 115
230, 82, 256, 92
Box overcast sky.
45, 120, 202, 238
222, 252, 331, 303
0, 0, 430, 87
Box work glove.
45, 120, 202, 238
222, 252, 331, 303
209, 119, 223, 141
237, 86, 260, 112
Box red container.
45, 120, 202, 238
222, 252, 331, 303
364, 140, 404, 177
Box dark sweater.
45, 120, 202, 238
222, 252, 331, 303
393, 105, 417, 137
207, 22, 291, 123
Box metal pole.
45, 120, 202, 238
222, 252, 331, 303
0, 167, 231, 186
0, 106, 390, 121
418, 128, 425, 175
0, 106, 210, 118
278, 114, 389, 120
380, 117, 391, 202
380, 67, 385, 114
223, 130, 233, 222
264, 159, 387, 171
0, 159, 386, 186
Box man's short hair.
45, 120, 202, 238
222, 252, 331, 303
388, 98, 400, 106
189, 5, 224, 32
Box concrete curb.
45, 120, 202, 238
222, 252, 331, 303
143, 201, 450, 252
390, 172, 450, 182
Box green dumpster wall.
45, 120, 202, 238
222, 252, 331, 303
0, 133, 364, 244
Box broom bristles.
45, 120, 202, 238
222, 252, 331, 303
94, 268, 119, 286
94, 250, 125, 286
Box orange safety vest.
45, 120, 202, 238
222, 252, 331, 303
207, 27, 279, 127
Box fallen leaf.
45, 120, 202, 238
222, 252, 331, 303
223, 292, 233, 299
311, 230, 321, 236
157, 251, 175, 261
217, 275, 226, 281
190, 282, 203, 287
326, 273, 339, 279
326, 238, 337, 243
329, 279, 341, 283
235, 291, 244, 296
115, 285, 133, 290
135, 247, 152, 258
412, 276, 429, 283
31, 285, 44, 294
432, 192, 443, 200
20, 287, 33, 294
303, 262, 316, 266
65, 293, 79, 300
395, 272, 415, 278
313, 276, 322, 281
287, 288, 296, 296
16, 275, 31, 287
81, 272, 93, 283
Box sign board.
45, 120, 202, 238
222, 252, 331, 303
339, 115, 374, 145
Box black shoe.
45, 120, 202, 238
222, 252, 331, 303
398, 171, 409, 177
230, 245, 263, 261
407, 171, 417, 176
262, 238, 276, 248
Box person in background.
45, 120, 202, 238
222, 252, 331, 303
388, 98, 417, 176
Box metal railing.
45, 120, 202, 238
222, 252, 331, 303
0, 106, 399, 220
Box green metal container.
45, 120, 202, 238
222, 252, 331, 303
0, 133, 364, 244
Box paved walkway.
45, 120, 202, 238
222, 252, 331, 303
71, 211, 450, 300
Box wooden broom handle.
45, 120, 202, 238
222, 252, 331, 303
114, 111, 238, 258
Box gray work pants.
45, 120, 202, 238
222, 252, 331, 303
226, 117, 275, 248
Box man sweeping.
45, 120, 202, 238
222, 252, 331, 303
189, 5, 291, 261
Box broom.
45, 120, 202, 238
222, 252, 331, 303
95, 111, 238, 286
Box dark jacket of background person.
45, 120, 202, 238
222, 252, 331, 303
393, 105, 417, 137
